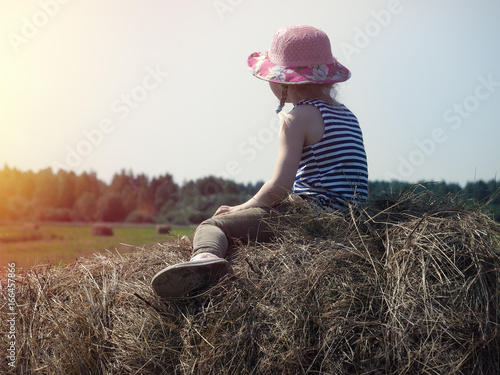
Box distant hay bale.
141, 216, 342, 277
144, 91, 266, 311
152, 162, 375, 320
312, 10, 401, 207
1, 187, 499, 374
91, 223, 114, 236
156, 224, 171, 234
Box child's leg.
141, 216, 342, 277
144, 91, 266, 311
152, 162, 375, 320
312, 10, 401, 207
192, 206, 275, 259
152, 201, 292, 297
191, 224, 228, 259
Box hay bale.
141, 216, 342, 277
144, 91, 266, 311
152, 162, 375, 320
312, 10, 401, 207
156, 224, 171, 234
1, 188, 499, 374
23, 223, 39, 231
92, 223, 114, 236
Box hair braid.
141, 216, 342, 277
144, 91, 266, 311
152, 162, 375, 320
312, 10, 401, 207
275, 85, 288, 114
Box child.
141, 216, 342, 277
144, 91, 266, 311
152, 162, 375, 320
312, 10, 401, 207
152, 24, 368, 298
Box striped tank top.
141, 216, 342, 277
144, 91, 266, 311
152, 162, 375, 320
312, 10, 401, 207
292, 100, 368, 210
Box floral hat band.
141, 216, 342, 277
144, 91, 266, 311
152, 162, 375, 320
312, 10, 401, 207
247, 25, 351, 85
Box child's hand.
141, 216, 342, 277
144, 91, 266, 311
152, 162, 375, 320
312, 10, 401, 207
213, 204, 245, 217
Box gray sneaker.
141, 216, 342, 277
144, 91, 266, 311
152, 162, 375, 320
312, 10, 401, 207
151, 258, 232, 298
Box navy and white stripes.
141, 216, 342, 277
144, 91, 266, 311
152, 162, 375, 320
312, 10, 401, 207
292, 100, 368, 210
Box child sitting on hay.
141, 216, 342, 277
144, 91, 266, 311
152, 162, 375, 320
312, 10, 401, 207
152, 25, 369, 298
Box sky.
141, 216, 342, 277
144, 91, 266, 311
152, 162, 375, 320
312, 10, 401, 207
1, 0, 499, 187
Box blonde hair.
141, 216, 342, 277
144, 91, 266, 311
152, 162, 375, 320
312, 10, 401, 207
293, 83, 339, 105
278, 83, 339, 132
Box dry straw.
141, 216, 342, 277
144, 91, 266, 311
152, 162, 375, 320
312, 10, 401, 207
1, 186, 499, 374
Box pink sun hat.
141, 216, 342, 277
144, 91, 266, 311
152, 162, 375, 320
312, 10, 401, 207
248, 25, 351, 85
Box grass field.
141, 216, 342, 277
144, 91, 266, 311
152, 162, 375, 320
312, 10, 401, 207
0, 222, 195, 270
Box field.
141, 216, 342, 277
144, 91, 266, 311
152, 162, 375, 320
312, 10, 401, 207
0, 222, 195, 270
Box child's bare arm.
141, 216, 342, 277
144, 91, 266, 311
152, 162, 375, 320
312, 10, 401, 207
213, 107, 310, 216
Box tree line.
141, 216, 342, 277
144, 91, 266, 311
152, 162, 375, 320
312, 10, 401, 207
0, 166, 498, 224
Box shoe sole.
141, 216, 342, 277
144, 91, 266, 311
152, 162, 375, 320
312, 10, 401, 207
151, 258, 232, 298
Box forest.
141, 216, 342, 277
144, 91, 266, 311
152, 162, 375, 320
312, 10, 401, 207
0, 165, 499, 225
